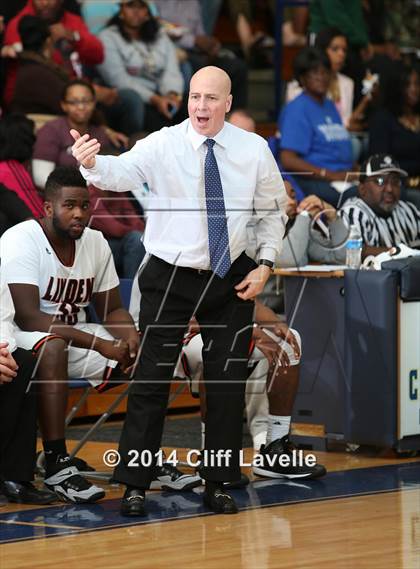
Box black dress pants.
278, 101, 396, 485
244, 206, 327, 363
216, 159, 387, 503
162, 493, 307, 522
114, 253, 256, 487
0, 348, 37, 481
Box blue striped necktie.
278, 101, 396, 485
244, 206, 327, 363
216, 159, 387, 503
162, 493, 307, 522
204, 139, 231, 277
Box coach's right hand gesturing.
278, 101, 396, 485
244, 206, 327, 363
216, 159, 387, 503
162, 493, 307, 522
70, 129, 101, 169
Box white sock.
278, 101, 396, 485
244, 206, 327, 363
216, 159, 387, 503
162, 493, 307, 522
266, 415, 291, 444
201, 421, 206, 449
253, 431, 267, 451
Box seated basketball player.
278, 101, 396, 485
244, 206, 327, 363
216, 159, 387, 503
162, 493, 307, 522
0, 166, 199, 503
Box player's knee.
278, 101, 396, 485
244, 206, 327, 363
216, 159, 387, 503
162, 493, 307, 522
36, 337, 68, 370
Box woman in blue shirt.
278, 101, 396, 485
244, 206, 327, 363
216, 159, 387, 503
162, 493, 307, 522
279, 48, 357, 207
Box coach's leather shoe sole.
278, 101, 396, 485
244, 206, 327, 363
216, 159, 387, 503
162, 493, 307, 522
203, 488, 238, 514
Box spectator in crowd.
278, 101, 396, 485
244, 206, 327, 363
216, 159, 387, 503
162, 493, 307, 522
340, 154, 420, 257
369, 66, 420, 189
3, 0, 104, 105
97, 0, 185, 133
32, 78, 126, 187
0, 281, 57, 505
287, 28, 354, 128
313, 26, 380, 138
154, 0, 248, 109
279, 47, 356, 208
0, 114, 44, 219
287, 27, 377, 161
3, 0, 144, 135
11, 15, 69, 115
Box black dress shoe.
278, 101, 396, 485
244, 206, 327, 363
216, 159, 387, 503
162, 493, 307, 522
0, 481, 57, 505
223, 473, 249, 490
120, 488, 146, 517
203, 487, 238, 514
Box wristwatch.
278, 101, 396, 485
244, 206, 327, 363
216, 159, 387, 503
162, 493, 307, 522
259, 259, 274, 271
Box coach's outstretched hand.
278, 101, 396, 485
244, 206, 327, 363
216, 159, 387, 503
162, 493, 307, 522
70, 129, 101, 169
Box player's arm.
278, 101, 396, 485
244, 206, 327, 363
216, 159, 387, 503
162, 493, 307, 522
92, 287, 139, 361
8, 283, 130, 365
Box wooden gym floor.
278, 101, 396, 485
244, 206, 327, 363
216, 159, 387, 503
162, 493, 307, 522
1, 433, 419, 569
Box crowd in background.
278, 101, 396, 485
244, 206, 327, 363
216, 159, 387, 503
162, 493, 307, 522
0, 0, 419, 263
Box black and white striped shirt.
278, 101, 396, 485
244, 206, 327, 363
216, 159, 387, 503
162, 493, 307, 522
340, 197, 420, 248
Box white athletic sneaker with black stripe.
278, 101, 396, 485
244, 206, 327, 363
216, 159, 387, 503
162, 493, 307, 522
150, 463, 202, 491
44, 457, 105, 503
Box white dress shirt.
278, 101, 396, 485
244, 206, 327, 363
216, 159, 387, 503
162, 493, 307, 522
81, 119, 287, 269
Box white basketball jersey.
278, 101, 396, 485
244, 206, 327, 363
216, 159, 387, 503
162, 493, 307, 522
0, 220, 119, 325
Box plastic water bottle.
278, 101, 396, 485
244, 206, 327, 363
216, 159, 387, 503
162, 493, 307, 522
346, 225, 363, 269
